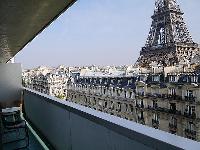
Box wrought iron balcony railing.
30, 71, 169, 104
184, 112, 196, 119
147, 105, 158, 111
184, 96, 196, 102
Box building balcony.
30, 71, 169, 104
153, 107, 182, 116
184, 96, 196, 102
168, 109, 182, 116
147, 105, 158, 111
167, 95, 182, 101
1, 88, 200, 149
150, 93, 163, 99
184, 112, 196, 119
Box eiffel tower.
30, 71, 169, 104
136, 0, 200, 67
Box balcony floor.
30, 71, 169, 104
2, 127, 44, 150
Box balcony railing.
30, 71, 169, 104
20, 88, 200, 150
167, 95, 182, 101
147, 105, 158, 111
145, 93, 181, 101
143, 93, 197, 103
184, 96, 196, 102
156, 107, 182, 116
184, 112, 196, 119
168, 109, 182, 115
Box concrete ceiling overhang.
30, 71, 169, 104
0, 0, 76, 63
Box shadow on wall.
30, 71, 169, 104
0, 63, 22, 109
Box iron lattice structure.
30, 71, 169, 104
136, 0, 199, 67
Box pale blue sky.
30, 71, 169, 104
15, 0, 200, 69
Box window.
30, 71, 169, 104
152, 76, 160, 82
170, 103, 176, 111
129, 92, 132, 98
170, 117, 177, 126
129, 104, 134, 112
153, 113, 159, 121
187, 122, 195, 131
138, 87, 145, 95
169, 88, 176, 95
186, 90, 193, 97
153, 100, 158, 108
138, 111, 144, 119
191, 76, 198, 83
139, 76, 146, 82
128, 79, 132, 85
185, 105, 195, 115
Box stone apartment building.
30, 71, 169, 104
66, 65, 200, 141
23, 67, 69, 99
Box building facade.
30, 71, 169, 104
66, 66, 200, 141
23, 66, 69, 99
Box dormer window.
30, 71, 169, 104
191, 76, 198, 83
152, 75, 160, 82
111, 79, 114, 84
139, 76, 145, 82
128, 79, 132, 85
169, 76, 177, 82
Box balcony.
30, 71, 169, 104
149, 93, 162, 99
184, 112, 196, 119
0, 88, 200, 149
167, 95, 182, 101
184, 96, 196, 102
147, 105, 158, 111
24, 89, 199, 150
153, 107, 182, 116
168, 109, 182, 116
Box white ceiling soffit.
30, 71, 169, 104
0, 0, 76, 63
